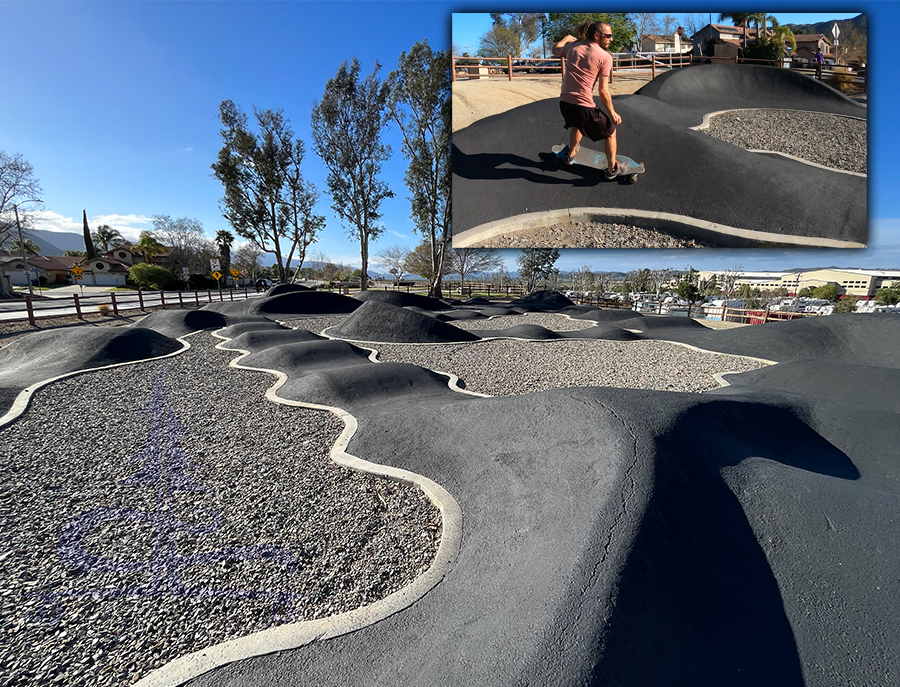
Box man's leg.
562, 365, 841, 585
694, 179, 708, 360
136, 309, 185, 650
604, 130, 618, 173
568, 127, 583, 162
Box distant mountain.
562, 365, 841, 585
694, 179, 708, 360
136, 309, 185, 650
785, 13, 866, 40
22, 229, 87, 254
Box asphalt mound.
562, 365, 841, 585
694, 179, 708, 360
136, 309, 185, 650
0, 328, 182, 418
216, 319, 287, 339
265, 283, 311, 297
509, 290, 575, 310
132, 308, 228, 338
240, 339, 374, 377
436, 310, 488, 321
329, 300, 480, 344
480, 306, 527, 317
251, 291, 362, 315
568, 308, 646, 323
477, 324, 560, 340
224, 329, 328, 355
636, 63, 867, 122
354, 290, 451, 311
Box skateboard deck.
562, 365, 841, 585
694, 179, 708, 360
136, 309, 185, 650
552, 144, 645, 184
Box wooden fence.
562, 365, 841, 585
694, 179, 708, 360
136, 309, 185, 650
7, 287, 256, 326
452, 52, 866, 92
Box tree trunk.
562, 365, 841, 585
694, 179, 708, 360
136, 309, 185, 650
360, 230, 369, 291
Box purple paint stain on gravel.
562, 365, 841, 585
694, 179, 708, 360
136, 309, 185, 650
38, 368, 298, 623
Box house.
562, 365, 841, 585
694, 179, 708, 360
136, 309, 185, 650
790, 34, 835, 63
690, 24, 761, 55
0, 253, 84, 288
639, 34, 694, 54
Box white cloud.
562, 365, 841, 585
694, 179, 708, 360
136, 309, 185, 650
31, 211, 153, 242
383, 229, 408, 240
184, 147, 194, 153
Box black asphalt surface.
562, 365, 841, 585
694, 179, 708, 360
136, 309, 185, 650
2, 291, 898, 686
452, 64, 867, 244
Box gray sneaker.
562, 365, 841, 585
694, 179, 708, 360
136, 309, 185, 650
604, 162, 624, 180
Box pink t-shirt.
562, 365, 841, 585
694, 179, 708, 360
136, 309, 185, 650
559, 42, 612, 108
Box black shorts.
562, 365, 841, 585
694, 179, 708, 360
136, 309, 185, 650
559, 100, 616, 141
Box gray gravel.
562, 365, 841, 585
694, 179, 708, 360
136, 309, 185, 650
369, 338, 770, 396
476, 221, 717, 248
702, 109, 867, 174
280, 316, 349, 336
451, 313, 595, 332
0, 332, 440, 686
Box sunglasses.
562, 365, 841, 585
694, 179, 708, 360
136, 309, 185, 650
600, 33, 613, 38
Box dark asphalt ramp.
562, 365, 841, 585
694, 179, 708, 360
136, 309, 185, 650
452, 95, 865, 243
452, 64, 866, 245
330, 300, 480, 344
0, 328, 181, 418
636, 63, 867, 123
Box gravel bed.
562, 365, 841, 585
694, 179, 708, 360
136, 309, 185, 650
476, 221, 718, 248
450, 313, 595, 332
0, 333, 440, 686
279, 316, 348, 336
370, 339, 770, 395
703, 109, 867, 174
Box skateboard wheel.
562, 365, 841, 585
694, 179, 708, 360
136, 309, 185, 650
627, 174, 638, 184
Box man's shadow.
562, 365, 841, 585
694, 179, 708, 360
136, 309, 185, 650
590, 397, 858, 686
452, 144, 606, 187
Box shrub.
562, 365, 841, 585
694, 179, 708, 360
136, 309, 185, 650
703, 38, 726, 57
744, 37, 785, 63
829, 66, 855, 91
833, 296, 859, 313
129, 263, 177, 291
97, 303, 111, 316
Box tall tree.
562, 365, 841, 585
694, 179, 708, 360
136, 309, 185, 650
132, 230, 163, 264
312, 59, 393, 291
386, 40, 451, 298
215, 230, 235, 281
150, 215, 210, 272
91, 224, 125, 253
450, 247, 504, 291
477, 25, 523, 58
488, 13, 543, 57
0, 152, 43, 298
212, 100, 322, 284
10, 238, 40, 255
516, 248, 560, 294
719, 13, 752, 50
82, 210, 96, 259
544, 13, 634, 52
629, 13, 660, 45
232, 241, 263, 282
405, 241, 452, 282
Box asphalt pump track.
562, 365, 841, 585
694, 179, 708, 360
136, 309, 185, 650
451, 64, 867, 248
1, 288, 897, 686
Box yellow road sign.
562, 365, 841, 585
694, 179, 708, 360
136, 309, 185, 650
211, 271, 222, 280
75, 274, 83, 280
72, 266, 83, 275
230, 268, 240, 277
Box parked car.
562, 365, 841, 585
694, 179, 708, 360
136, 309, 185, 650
254, 278, 274, 291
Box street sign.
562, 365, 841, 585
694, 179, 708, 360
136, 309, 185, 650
832, 22, 840, 38
76, 274, 83, 280
211, 270, 222, 280
210, 259, 221, 271
230, 268, 240, 277
182, 266, 190, 277
72, 266, 83, 275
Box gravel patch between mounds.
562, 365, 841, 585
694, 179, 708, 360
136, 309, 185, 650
476, 221, 718, 248
450, 313, 595, 332
703, 109, 867, 174
371, 339, 770, 395
0, 332, 440, 686
280, 316, 349, 336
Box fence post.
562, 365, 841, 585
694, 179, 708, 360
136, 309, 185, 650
451, 55, 456, 83
207, 289, 212, 305
651, 55, 656, 79
508, 55, 513, 81
178, 291, 184, 308
194, 290, 200, 307
73, 294, 83, 320
229, 289, 234, 301
137, 290, 144, 310
160, 290, 166, 310
25, 295, 36, 326
110, 292, 119, 315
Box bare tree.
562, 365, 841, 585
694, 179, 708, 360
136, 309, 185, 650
150, 215, 209, 273
572, 264, 595, 294
312, 59, 393, 291
658, 13, 679, 36
719, 265, 743, 298
649, 267, 674, 295
232, 242, 264, 282
375, 245, 411, 286
630, 12, 661, 45
0, 152, 44, 298
450, 247, 504, 291
682, 13, 707, 39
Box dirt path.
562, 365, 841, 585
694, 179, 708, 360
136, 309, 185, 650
452, 74, 653, 132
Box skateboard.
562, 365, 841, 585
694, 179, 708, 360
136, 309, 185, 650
552, 144, 645, 184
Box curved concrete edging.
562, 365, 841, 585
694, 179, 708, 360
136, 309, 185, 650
0, 337, 193, 430
134, 329, 464, 687
452, 207, 866, 249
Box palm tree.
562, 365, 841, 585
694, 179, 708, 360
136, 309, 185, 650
215, 230, 235, 282
10, 238, 41, 255
718, 13, 752, 51
133, 231, 163, 264
770, 18, 797, 53
91, 224, 125, 254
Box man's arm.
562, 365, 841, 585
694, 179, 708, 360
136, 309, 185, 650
597, 72, 622, 125
551, 35, 577, 57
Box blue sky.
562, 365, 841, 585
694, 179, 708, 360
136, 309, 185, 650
1, 0, 893, 274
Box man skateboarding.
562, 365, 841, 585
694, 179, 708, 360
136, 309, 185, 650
552, 21, 623, 179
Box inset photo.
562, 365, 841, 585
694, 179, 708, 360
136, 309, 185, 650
451, 12, 867, 249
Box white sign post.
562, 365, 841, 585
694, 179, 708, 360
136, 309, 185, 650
210, 258, 220, 272
832, 22, 840, 63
